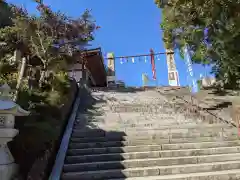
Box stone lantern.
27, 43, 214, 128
0, 83, 30, 180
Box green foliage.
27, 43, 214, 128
0, 2, 96, 91
52, 72, 70, 93
46, 91, 62, 106
0, 71, 18, 88
0, 3, 96, 82
0, 1, 12, 28
197, 79, 202, 89
155, 0, 240, 89
0, 2, 95, 129
0, 3, 96, 176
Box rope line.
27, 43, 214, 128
105, 51, 174, 59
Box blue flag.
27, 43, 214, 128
184, 45, 199, 94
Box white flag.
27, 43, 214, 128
144, 56, 147, 63
120, 58, 123, 64
132, 57, 135, 63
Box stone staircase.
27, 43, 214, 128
59, 88, 240, 180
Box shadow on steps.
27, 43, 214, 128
59, 87, 129, 180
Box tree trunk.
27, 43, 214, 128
14, 57, 27, 101
39, 64, 47, 88
39, 70, 45, 88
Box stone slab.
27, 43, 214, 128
62, 160, 240, 179
65, 146, 240, 164
63, 153, 240, 172
113, 169, 240, 180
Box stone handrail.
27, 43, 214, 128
48, 85, 82, 180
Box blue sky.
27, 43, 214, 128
7, 0, 212, 87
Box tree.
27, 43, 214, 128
0, 3, 96, 89
155, 0, 240, 89
0, 0, 12, 28
0, 3, 98, 178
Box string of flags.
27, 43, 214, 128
105, 50, 174, 83
114, 54, 162, 65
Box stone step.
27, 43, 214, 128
65, 146, 240, 164
69, 127, 236, 143
71, 129, 237, 143
161, 140, 240, 150
75, 115, 177, 122
71, 132, 237, 142
61, 160, 240, 180
79, 119, 200, 125
67, 140, 240, 156
101, 123, 232, 130
73, 117, 194, 124
113, 169, 240, 180
108, 109, 177, 114
99, 123, 233, 130
71, 128, 236, 139
67, 145, 163, 156
69, 136, 239, 149
128, 128, 236, 135
75, 114, 219, 127
94, 123, 186, 129
73, 120, 191, 129
60, 90, 240, 180
63, 153, 240, 172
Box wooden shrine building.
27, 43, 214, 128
67, 48, 107, 87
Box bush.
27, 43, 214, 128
9, 78, 78, 180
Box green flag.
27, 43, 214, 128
142, 73, 149, 86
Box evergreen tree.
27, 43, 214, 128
155, 0, 240, 89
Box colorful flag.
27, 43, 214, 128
142, 73, 149, 86
184, 45, 198, 94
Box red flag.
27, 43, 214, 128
34, 0, 42, 3
150, 49, 156, 80
96, 26, 101, 30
